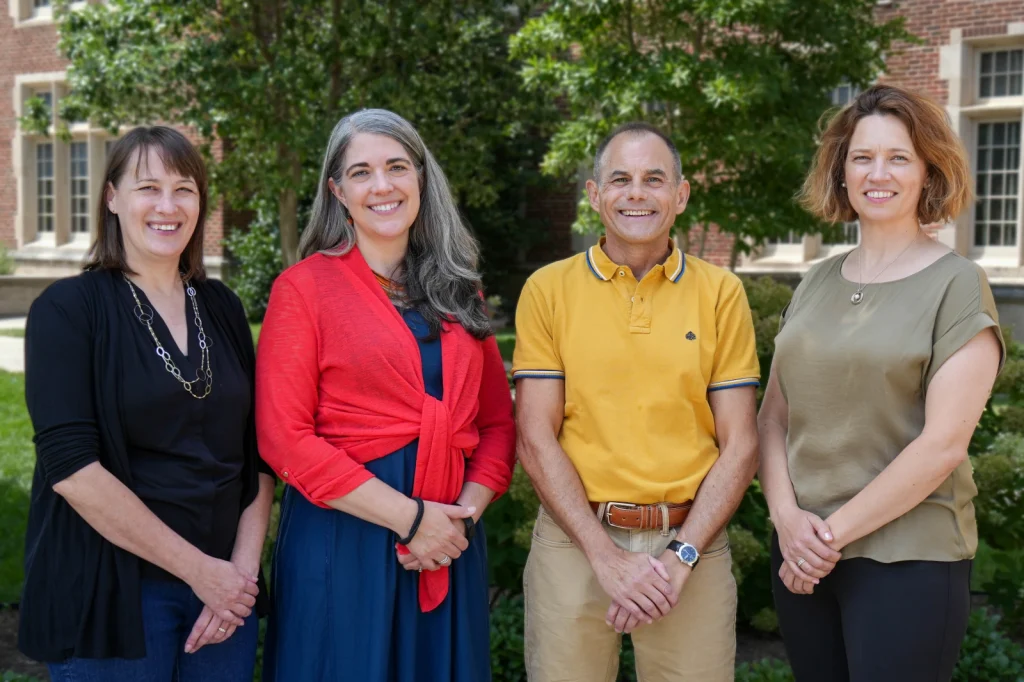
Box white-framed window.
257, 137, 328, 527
36, 143, 54, 234
70, 141, 90, 234
978, 49, 1024, 99
14, 72, 118, 249
974, 121, 1021, 249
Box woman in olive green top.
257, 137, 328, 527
758, 84, 1004, 682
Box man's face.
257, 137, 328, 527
586, 133, 689, 248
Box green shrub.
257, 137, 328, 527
735, 659, 795, 682
1, 673, 43, 682
953, 609, 1024, 681
224, 213, 283, 322
0, 246, 15, 275
490, 594, 526, 682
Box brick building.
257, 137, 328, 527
1, 0, 227, 284
2, 1, 1024, 324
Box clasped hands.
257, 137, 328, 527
775, 506, 841, 596
595, 546, 690, 635
396, 501, 475, 572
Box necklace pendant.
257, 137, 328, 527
851, 291, 864, 305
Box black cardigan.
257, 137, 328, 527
18, 269, 271, 662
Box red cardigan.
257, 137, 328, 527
255, 249, 515, 610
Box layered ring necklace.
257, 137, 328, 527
123, 273, 213, 398
850, 230, 921, 305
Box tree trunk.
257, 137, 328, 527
278, 148, 302, 268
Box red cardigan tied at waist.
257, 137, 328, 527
255, 248, 515, 611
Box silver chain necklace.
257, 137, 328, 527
850, 231, 921, 305
123, 273, 213, 398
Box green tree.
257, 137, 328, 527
511, 0, 913, 261
41, 0, 556, 282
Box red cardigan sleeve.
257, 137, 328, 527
464, 335, 515, 496
256, 275, 374, 507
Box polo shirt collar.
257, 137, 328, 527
586, 237, 685, 283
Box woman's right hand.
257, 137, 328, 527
775, 505, 841, 586
188, 557, 259, 626
404, 501, 475, 571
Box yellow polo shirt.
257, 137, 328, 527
512, 238, 759, 504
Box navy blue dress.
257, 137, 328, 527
262, 309, 492, 682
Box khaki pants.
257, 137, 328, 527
524, 506, 737, 682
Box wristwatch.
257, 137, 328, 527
463, 516, 476, 543
666, 540, 700, 568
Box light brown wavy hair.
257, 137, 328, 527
799, 84, 971, 225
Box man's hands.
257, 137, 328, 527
592, 547, 677, 633
605, 549, 693, 634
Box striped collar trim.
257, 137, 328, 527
586, 237, 685, 283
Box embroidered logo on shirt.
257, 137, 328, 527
686, 331, 696, 341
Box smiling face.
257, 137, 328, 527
105, 147, 200, 270
329, 132, 421, 246
586, 133, 689, 249
844, 114, 928, 227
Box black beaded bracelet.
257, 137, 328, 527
398, 497, 425, 545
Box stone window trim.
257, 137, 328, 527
13, 72, 117, 251
941, 22, 1024, 268
10, 0, 92, 29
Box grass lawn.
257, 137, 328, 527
0, 330, 24, 339
0, 371, 32, 604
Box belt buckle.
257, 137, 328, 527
605, 501, 638, 529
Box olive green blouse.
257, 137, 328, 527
775, 251, 1004, 562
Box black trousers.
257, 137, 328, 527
771, 533, 971, 682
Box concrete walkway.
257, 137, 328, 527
0, 317, 26, 373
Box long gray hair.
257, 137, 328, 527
299, 109, 491, 340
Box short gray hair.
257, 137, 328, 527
300, 109, 491, 339
592, 121, 683, 184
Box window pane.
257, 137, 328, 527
991, 174, 1003, 195
995, 74, 1008, 97
1012, 50, 1023, 72
980, 76, 992, 98
990, 224, 1003, 246
994, 123, 1006, 146
993, 148, 1005, 169
982, 52, 994, 72
996, 51, 1009, 73
1007, 225, 1018, 246
34, 0, 50, 8
979, 124, 990, 146
1007, 199, 1018, 221
1012, 73, 1023, 97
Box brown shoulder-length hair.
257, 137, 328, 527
86, 126, 209, 281
799, 84, 971, 225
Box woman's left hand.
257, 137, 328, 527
184, 604, 236, 653
778, 562, 815, 595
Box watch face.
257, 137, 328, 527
680, 545, 699, 564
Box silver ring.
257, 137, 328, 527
796, 557, 806, 568
217, 627, 227, 633
438, 555, 451, 566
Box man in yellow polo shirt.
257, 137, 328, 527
513, 121, 760, 682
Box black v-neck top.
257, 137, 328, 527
114, 281, 249, 580
19, 269, 272, 662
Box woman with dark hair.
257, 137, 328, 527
256, 109, 516, 681
758, 84, 1004, 681
19, 126, 275, 680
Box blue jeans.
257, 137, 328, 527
48, 579, 258, 682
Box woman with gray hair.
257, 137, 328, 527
255, 109, 516, 681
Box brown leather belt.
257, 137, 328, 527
590, 501, 692, 530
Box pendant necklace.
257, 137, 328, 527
850, 231, 920, 305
